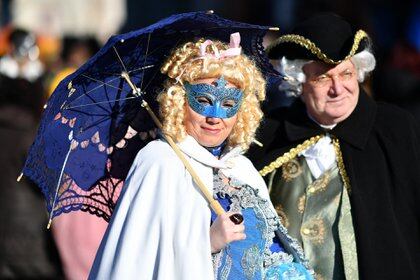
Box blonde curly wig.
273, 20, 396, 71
157, 38, 266, 151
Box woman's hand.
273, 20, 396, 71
210, 212, 246, 253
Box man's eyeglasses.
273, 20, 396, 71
308, 70, 355, 88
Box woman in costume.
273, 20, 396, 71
89, 33, 313, 280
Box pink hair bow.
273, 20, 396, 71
199, 32, 242, 59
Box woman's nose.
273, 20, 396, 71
206, 117, 221, 124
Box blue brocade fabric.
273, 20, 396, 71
211, 169, 313, 280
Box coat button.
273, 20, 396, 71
302, 228, 311, 235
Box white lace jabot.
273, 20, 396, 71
299, 134, 336, 179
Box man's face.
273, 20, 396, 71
301, 59, 359, 125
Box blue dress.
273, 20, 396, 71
211, 169, 313, 280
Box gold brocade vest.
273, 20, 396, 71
265, 148, 358, 280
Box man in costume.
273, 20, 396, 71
249, 13, 420, 279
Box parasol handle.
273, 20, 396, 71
121, 72, 225, 216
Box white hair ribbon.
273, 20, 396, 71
175, 33, 242, 83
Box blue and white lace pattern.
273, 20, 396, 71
211, 169, 313, 280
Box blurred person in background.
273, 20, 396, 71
0, 27, 44, 82
47, 35, 109, 280
373, 4, 420, 128
48, 36, 101, 96
0, 27, 62, 279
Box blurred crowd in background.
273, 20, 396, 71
0, 0, 418, 279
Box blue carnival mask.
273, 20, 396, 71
184, 76, 243, 118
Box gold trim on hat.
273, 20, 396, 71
267, 29, 369, 64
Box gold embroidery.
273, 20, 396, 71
307, 170, 330, 195
259, 135, 324, 176
275, 204, 289, 228
339, 187, 359, 279
267, 30, 369, 65
297, 194, 306, 214
281, 158, 302, 181
301, 218, 326, 245
315, 273, 325, 280
332, 137, 351, 193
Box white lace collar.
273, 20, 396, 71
177, 135, 243, 169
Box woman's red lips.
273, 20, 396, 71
201, 126, 221, 133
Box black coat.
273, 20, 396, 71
249, 91, 420, 280
0, 74, 62, 278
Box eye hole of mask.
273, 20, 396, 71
196, 96, 212, 106
222, 99, 236, 108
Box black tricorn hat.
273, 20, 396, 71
267, 13, 371, 64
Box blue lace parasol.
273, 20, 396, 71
22, 11, 278, 223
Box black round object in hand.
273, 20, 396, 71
229, 213, 244, 224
